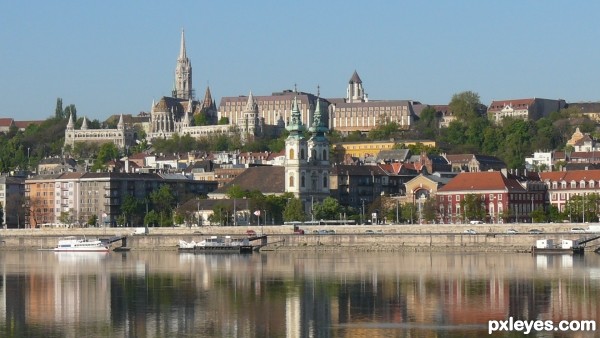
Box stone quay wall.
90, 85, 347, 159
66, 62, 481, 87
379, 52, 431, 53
0, 223, 597, 252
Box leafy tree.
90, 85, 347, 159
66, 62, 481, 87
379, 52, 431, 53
209, 204, 232, 226
218, 117, 229, 125
422, 198, 438, 223
283, 197, 305, 222
313, 197, 343, 220
530, 208, 547, 223
368, 121, 399, 141
144, 210, 160, 226
449, 91, 482, 121
55, 98, 63, 119
64, 104, 77, 121
459, 194, 485, 222
149, 185, 176, 227
413, 105, 439, 139
92, 142, 120, 171
401, 203, 417, 224
121, 194, 142, 226
58, 211, 72, 225
194, 113, 209, 126
87, 214, 98, 227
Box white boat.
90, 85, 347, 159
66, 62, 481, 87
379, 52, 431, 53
179, 236, 255, 253
53, 236, 110, 252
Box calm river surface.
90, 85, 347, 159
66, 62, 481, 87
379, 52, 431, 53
0, 250, 598, 337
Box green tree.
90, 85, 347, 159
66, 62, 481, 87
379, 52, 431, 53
422, 198, 438, 223
449, 91, 482, 121
413, 105, 439, 139
58, 211, 72, 225
459, 194, 485, 222
209, 204, 232, 226
144, 210, 160, 227
121, 194, 142, 226
283, 197, 306, 222
313, 197, 343, 220
401, 203, 417, 224
149, 185, 176, 227
218, 117, 229, 125
87, 214, 98, 227
194, 113, 209, 126
92, 142, 120, 171
64, 104, 77, 121
55, 98, 63, 119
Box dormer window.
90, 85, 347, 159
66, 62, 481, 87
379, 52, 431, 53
580, 180, 586, 188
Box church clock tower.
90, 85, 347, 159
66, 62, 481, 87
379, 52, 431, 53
173, 29, 193, 100
285, 95, 330, 215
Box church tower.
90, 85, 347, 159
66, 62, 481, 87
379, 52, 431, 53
173, 30, 193, 100
307, 97, 331, 201
346, 70, 367, 103
285, 97, 308, 198
284, 95, 330, 215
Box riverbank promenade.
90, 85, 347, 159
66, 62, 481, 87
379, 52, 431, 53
0, 222, 597, 253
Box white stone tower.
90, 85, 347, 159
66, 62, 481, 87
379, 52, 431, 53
173, 29, 193, 100
346, 70, 367, 103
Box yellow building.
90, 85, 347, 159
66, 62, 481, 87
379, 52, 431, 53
334, 140, 436, 161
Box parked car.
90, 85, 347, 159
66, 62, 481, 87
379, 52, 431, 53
246, 230, 257, 237
464, 229, 477, 235
506, 229, 518, 234
570, 227, 586, 233
528, 229, 543, 234
469, 220, 484, 225
365, 230, 375, 234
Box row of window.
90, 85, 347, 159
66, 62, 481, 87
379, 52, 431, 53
549, 180, 600, 189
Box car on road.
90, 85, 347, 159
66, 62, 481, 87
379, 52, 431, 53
464, 229, 477, 235
528, 229, 543, 234
506, 229, 518, 234
365, 230, 375, 234
570, 227, 586, 233
469, 220, 484, 225
246, 230, 257, 237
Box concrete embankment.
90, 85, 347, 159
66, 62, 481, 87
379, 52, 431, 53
0, 223, 596, 253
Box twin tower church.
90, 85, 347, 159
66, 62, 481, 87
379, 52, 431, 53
64, 30, 330, 210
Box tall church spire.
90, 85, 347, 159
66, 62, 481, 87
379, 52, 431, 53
173, 29, 193, 100
179, 29, 187, 60
286, 97, 304, 136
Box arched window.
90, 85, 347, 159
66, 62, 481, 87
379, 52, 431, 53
322, 149, 327, 160
311, 149, 316, 160
323, 176, 327, 188
289, 148, 295, 160
289, 174, 294, 187
301, 175, 305, 188
300, 148, 305, 160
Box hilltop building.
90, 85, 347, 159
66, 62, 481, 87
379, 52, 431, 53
326, 71, 419, 134
488, 98, 566, 124
64, 113, 135, 151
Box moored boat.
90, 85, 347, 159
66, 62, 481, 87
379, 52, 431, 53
179, 236, 256, 253
52, 236, 110, 252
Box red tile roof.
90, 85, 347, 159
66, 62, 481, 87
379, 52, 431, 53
488, 98, 535, 112
438, 172, 526, 192
0, 118, 14, 127
539, 170, 600, 182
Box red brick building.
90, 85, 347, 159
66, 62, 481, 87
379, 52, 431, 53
437, 171, 544, 224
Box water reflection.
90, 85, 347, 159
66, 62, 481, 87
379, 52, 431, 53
0, 251, 597, 337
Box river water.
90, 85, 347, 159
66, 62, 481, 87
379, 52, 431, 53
0, 250, 598, 337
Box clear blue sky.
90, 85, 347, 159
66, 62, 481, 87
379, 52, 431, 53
2, 1, 599, 121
